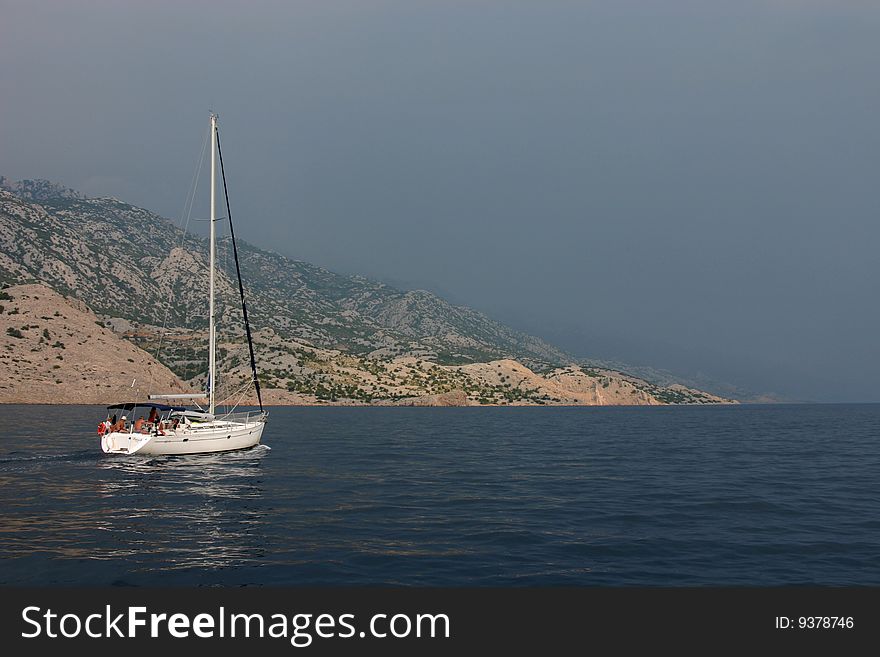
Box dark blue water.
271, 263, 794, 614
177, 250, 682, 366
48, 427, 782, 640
0, 404, 878, 586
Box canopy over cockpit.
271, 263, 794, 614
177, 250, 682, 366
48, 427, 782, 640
106, 402, 187, 412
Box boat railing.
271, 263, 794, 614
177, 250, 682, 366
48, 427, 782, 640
216, 410, 266, 425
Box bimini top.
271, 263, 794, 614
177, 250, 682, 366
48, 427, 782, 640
106, 402, 187, 412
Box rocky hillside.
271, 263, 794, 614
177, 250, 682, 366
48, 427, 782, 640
0, 285, 731, 405
0, 177, 735, 405
0, 284, 192, 404
190, 332, 733, 406
0, 177, 567, 368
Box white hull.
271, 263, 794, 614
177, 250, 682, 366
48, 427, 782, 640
101, 419, 265, 456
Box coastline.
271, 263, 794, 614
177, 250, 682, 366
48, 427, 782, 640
0, 399, 741, 407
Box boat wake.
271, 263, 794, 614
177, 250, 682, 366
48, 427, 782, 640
0, 449, 96, 469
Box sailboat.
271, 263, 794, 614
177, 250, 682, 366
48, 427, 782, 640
100, 113, 267, 455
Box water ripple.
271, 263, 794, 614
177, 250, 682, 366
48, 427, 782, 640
1, 404, 879, 585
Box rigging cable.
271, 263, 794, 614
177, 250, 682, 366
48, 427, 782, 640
148, 125, 210, 397
216, 234, 249, 411
214, 125, 264, 413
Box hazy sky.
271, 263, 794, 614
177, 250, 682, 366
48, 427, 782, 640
2, 0, 879, 401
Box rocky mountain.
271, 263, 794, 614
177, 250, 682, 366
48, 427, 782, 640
0, 177, 568, 367
0, 284, 731, 406
0, 284, 190, 404
0, 177, 735, 405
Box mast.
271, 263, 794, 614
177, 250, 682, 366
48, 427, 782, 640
208, 112, 217, 415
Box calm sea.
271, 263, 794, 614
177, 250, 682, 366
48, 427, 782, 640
0, 404, 878, 586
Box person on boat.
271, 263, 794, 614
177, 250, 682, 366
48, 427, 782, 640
111, 415, 125, 433
147, 407, 159, 425
134, 417, 146, 433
